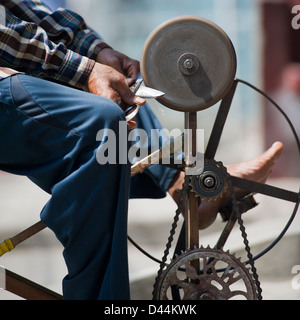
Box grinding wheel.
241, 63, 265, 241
140, 16, 237, 112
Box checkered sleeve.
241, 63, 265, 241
0, 0, 111, 88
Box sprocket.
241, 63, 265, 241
153, 246, 257, 300
190, 160, 227, 200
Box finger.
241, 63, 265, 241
115, 92, 121, 102
127, 119, 137, 130
126, 77, 136, 87
126, 64, 140, 86
116, 81, 145, 108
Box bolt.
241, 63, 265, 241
203, 176, 215, 188
184, 58, 194, 69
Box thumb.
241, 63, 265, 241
116, 82, 146, 108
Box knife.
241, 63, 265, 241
125, 74, 165, 123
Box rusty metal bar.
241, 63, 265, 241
3, 267, 62, 300
184, 112, 199, 250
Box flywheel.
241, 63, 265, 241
140, 16, 237, 112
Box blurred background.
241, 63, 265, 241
0, 0, 299, 300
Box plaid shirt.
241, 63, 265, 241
0, 0, 110, 88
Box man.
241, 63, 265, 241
0, 0, 283, 299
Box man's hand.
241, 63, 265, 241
87, 49, 145, 130
96, 48, 140, 86
87, 62, 144, 106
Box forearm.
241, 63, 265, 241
0, 0, 108, 88
0, 19, 94, 88
0, 0, 141, 109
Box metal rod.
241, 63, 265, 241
184, 112, 199, 250
205, 81, 237, 160
11, 221, 46, 247
5, 268, 62, 300
230, 176, 299, 203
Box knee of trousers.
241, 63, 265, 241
79, 99, 126, 143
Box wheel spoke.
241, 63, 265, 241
205, 81, 237, 159
230, 176, 299, 203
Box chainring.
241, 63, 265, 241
153, 247, 257, 300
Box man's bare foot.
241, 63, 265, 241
168, 141, 283, 230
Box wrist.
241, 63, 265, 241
55, 50, 95, 89
95, 44, 113, 62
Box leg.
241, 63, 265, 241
130, 103, 283, 230
0, 75, 131, 299
169, 142, 283, 229
129, 104, 179, 199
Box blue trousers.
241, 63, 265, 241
0, 74, 178, 299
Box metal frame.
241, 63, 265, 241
0, 79, 299, 300
0, 221, 62, 300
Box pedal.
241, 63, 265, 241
219, 193, 258, 221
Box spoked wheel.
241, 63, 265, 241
211, 78, 300, 260
205, 78, 299, 204
140, 16, 300, 300
201, 77, 300, 281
